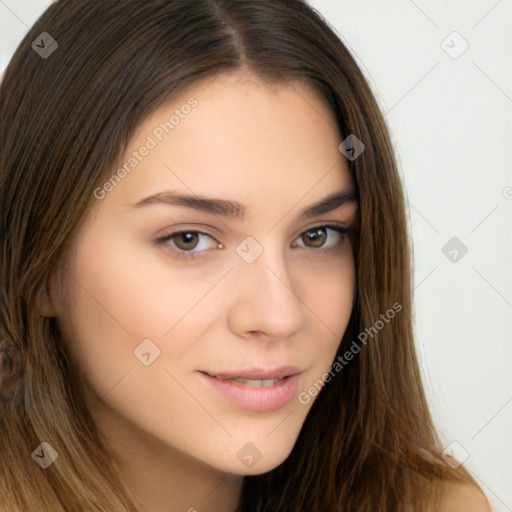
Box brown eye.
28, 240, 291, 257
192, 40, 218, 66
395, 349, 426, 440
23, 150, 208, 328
294, 225, 348, 251
156, 230, 219, 259
172, 232, 200, 251
301, 227, 327, 248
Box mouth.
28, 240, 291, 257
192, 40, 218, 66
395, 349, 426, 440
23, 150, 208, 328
199, 365, 301, 385
201, 373, 289, 388
197, 366, 303, 412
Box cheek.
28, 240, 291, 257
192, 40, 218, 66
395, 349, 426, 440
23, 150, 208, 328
299, 252, 356, 366
297, 248, 355, 331
58, 228, 227, 389
314, 265, 354, 328
66, 222, 221, 335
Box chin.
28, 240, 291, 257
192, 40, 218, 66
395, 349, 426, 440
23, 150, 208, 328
208, 437, 297, 477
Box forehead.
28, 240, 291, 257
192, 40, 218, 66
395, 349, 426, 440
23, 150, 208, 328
100, 72, 353, 218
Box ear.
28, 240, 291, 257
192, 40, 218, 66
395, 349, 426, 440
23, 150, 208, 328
36, 281, 59, 317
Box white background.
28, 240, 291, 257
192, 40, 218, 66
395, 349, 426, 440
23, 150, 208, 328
1, 1, 511, 510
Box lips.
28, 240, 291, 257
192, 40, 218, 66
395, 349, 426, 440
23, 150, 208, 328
200, 364, 302, 381
198, 366, 303, 412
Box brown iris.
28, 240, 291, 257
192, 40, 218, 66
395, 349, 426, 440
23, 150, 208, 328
301, 227, 327, 248
172, 232, 200, 250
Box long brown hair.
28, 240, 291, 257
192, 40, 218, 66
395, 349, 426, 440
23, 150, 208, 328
1, 1, 481, 510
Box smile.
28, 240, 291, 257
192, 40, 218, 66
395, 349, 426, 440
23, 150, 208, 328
198, 369, 302, 412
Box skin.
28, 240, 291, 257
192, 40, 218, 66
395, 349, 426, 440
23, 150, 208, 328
42, 71, 358, 512
440, 483, 492, 512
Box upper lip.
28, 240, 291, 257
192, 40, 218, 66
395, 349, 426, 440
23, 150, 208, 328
200, 365, 302, 380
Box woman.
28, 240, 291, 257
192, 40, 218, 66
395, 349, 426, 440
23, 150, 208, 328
0, 0, 491, 510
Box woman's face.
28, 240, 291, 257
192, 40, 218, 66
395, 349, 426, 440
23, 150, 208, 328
52, 71, 357, 475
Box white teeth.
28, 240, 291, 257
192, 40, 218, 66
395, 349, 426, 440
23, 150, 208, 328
230, 377, 280, 387
209, 374, 284, 387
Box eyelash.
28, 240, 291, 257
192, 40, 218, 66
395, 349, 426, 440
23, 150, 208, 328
154, 225, 349, 262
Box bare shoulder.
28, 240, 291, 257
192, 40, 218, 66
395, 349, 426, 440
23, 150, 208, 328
439, 481, 492, 512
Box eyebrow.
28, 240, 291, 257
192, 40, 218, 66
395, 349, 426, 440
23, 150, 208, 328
131, 188, 357, 221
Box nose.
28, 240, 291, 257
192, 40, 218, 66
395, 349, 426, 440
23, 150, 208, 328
226, 245, 306, 341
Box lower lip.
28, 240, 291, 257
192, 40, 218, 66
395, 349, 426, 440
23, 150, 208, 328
199, 372, 301, 412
